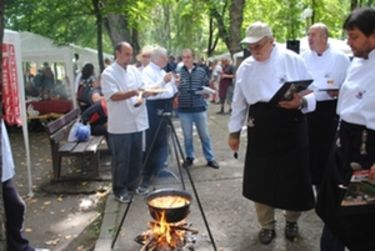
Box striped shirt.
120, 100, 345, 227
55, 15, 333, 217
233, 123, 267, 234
177, 65, 209, 113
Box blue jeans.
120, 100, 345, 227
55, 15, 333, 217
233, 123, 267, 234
109, 132, 143, 196
178, 111, 215, 161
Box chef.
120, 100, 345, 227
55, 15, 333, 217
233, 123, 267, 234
227, 21, 316, 245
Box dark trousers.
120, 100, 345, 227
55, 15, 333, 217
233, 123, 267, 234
142, 100, 171, 185
3, 179, 34, 251
320, 225, 345, 251
108, 131, 143, 196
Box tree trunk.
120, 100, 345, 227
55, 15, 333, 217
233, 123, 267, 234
0, 0, 8, 249
103, 13, 132, 48
207, 15, 219, 57
227, 0, 245, 55
103, 13, 140, 56
92, 0, 105, 72
210, 0, 245, 56
162, 3, 171, 52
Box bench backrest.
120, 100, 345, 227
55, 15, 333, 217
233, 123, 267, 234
46, 108, 80, 135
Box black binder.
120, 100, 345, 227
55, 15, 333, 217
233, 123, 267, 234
269, 79, 313, 104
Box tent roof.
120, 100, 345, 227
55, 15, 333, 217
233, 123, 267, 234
20, 31, 73, 63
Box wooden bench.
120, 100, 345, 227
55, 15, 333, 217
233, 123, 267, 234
46, 108, 104, 180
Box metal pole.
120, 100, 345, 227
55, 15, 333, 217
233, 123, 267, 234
111, 194, 134, 249
166, 116, 217, 251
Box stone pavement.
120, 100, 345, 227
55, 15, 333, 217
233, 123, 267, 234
94, 104, 324, 251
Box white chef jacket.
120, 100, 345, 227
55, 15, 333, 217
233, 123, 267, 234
228, 44, 316, 133
337, 49, 375, 130
302, 44, 350, 101
101, 62, 149, 134
2, 120, 16, 182
142, 62, 178, 100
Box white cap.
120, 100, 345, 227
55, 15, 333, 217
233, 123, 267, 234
241, 21, 273, 44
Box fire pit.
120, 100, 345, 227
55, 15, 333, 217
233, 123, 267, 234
136, 188, 197, 250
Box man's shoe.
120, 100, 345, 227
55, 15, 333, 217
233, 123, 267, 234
207, 160, 220, 169
157, 169, 176, 178
35, 249, 51, 251
285, 221, 299, 241
114, 193, 133, 204
185, 157, 194, 167
216, 110, 224, 115
258, 229, 275, 245
135, 186, 149, 196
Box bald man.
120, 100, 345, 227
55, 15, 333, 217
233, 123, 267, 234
101, 42, 149, 203
302, 23, 350, 192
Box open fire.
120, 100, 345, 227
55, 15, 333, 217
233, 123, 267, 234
136, 190, 197, 251
136, 211, 198, 251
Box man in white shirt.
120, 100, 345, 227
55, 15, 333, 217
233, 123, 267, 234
227, 21, 316, 245
302, 23, 350, 191
101, 42, 149, 203
138, 46, 178, 193
1, 120, 49, 251
316, 7, 375, 251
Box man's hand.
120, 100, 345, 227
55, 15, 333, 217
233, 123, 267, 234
173, 73, 181, 85
278, 93, 303, 110
228, 134, 240, 152
327, 90, 339, 98
164, 72, 173, 83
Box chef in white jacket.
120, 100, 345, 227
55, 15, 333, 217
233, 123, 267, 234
228, 21, 316, 245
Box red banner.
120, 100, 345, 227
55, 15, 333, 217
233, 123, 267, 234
2, 43, 21, 125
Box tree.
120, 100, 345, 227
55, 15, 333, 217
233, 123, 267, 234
209, 0, 246, 56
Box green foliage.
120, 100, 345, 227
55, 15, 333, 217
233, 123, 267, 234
242, 0, 352, 42
4, 0, 364, 57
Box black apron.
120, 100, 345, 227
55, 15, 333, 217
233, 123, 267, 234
243, 102, 315, 211
307, 100, 339, 186
316, 121, 375, 251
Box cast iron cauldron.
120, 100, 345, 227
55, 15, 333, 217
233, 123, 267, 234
146, 188, 192, 223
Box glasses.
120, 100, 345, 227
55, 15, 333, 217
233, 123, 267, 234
248, 38, 269, 52
142, 54, 150, 58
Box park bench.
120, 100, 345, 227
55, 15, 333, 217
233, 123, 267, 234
46, 108, 104, 180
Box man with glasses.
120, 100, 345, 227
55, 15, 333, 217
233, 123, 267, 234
228, 21, 316, 245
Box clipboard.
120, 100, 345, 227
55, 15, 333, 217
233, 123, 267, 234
269, 79, 313, 104
318, 87, 339, 92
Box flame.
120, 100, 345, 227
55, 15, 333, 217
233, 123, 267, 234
148, 211, 185, 248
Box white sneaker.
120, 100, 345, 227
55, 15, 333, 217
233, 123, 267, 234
35, 248, 50, 251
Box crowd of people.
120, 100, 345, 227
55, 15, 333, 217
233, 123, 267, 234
228, 7, 375, 251
74, 7, 375, 250
4, 6, 375, 251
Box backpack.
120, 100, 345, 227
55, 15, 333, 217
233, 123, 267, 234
77, 77, 94, 106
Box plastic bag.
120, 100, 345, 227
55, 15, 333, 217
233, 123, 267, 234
68, 120, 91, 142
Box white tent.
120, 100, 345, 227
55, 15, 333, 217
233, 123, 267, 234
3, 29, 33, 196
19, 31, 113, 103
3, 30, 112, 197
70, 43, 113, 75
20, 31, 76, 105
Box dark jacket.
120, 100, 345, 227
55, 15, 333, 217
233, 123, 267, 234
177, 65, 209, 113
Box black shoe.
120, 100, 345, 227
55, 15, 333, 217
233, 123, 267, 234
185, 157, 194, 167
285, 221, 299, 241
207, 160, 220, 169
216, 110, 224, 115
258, 229, 275, 245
